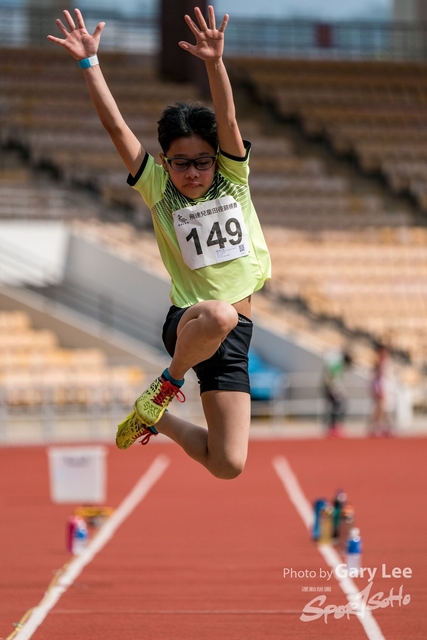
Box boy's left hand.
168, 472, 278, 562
179, 5, 228, 62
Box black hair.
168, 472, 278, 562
374, 342, 388, 354
157, 101, 218, 154
343, 352, 353, 367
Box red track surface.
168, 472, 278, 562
1, 436, 426, 640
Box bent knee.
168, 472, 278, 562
202, 301, 238, 337
210, 455, 247, 480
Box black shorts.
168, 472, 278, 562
162, 305, 253, 395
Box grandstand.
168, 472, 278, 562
226, 56, 427, 380
1, 5, 427, 443
229, 57, 427, 212
0, 309, 144, 405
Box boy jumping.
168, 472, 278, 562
48, 6, 271, 479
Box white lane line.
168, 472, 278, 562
50, 609, 302, 615
272, 455, 386, 640
13, 455, 170, 640
273, 455, 314, 530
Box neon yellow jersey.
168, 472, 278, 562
127, 141, 271, 308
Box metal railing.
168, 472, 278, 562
0, 383, 205, 445
224, 18, 427, 61
0, 6, 159, 52
0, 368, 371, 446
251, 371, 372, 421
1, 4, 427, 61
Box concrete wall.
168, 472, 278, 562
0, 286, 165, 373
252, 322, 323, 374
0, 221, 69, 286
64, 233, 171, 342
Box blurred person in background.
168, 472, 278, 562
368, 343, 396, 437
322, 348, 353, 437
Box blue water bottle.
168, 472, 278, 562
346, 527, 362, 577
72, 517, 88, 555
312, 499, 328, 541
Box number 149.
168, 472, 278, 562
186, 218, 243, 255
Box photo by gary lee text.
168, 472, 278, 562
283, 564, 412, 582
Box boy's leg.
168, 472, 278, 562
168, 300, 239, 380
156, 389, 251, 479
116, 300, 239, 448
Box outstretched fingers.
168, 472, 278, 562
205, 5, 228, 33
63, 9, 76, 31
74, 8, 87, 30
48, 10, 76, 42
52, 17, 69, 38
184, 6, 228, 38
194, 6, 208, 31
92, 21, 105, 39
217, 13, 229, 33
179, 6, 228, 58
46, 33, 63, 45
47, 6, 104, 52
184, 13, 200, 39
50, 9, 88, 38
46, 16, 73, 46
207, 5, 215, 30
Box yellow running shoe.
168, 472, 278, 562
134, 374, 185, 426
115, 413, 158, 450
115, 374, 185, 451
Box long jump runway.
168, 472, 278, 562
1, 436, 426, 639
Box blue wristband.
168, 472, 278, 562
78, 54, 99, 69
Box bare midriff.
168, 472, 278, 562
233, 295, 251, 319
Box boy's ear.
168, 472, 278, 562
159, 152, 167, 169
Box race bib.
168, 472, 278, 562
173, 195, 250, 270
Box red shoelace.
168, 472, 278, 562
153, 379, 186, 407
139, 429, 157, 445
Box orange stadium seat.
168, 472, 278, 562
0, 311, 144, 407
229, 56, 427, 210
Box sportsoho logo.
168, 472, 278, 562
284, 564, 412, 623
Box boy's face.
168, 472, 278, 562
160, 135, 217, 200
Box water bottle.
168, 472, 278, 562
332, 489, 347, 542
338, 503, 355, 553
312, 499, 328, 541
319, 504, 334, 543
71, 516, 89, 555
346, 527, 362, 577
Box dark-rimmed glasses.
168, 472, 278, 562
164, 155, 217, 171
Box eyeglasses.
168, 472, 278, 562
164, 155, 217, 171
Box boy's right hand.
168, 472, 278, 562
47, 8, 105, 61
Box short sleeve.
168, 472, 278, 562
126, 153, 167, 209
217, 140, 251, 186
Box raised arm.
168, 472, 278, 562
47, 9, 144, 176
179, 6, 245, 158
